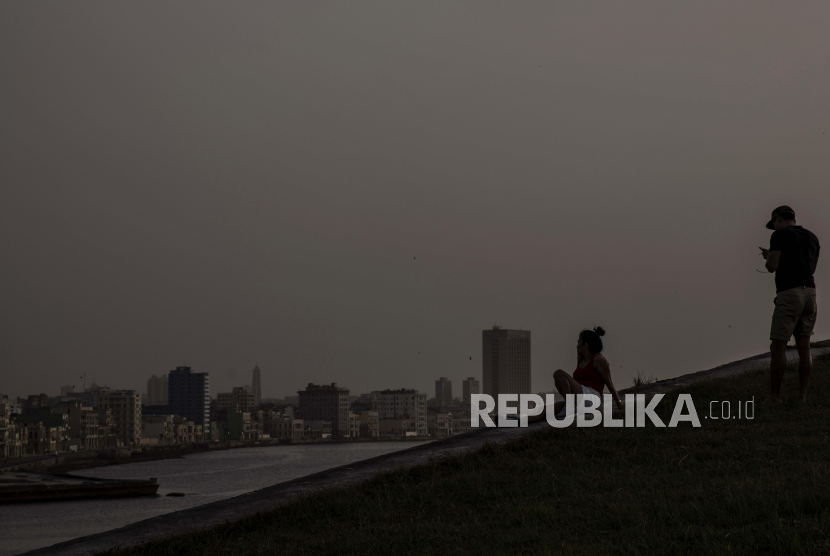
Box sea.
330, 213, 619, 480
0, 441, 430, 556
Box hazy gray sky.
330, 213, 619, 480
2, 1, 828, 400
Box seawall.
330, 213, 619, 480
23, 346, 829, 556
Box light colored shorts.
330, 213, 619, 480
555, 385, 602, 419
770, 286, 817, 341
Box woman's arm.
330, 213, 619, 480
595, 355, 623, 408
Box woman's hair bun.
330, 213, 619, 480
594, 326, 605, 337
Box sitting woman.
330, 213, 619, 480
530, 327, 623, 422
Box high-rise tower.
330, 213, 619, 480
462, 377, 480, 405
482, 326, 531, 398
435, 377, 452, 407
168, 366, 210, 435
252, 365, 261, 405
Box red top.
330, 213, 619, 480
573, 354, 605, 394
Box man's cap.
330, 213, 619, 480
766, 205, 795, 230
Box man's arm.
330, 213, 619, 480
765, 251, 781, 273
813, 254, 819, 274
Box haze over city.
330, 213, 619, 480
2, 1, 829, 400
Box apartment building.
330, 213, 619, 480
298, 383, 350, 437
371, 389, 428, 436
97, 390, 142, 447
217, 387, 256, 412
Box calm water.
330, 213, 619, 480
1, 441, 429, 556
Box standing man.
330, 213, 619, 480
760, 205, 820, 404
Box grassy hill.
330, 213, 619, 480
104, 353, 830, 555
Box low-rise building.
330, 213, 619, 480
142, 415, 175, 445
452, 415, 472, 436
227, 409, 261, 441
355, 410, 379, 437
303, 420, 332, 439
378, 418, 418, 437
259, 409, 296, 440
371, 389, 428, 436
217, 387, 256, 412
427, 413, 453, 438
0, 402, 23, 458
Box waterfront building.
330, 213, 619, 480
259, 409, 295, 440
355, 410, 379, 437
141, 414, 175, 445
0, 402, 23, 457
482, 326, 531, 398
378, 417, 417, 437
94, 408, 118, 448
227, 409, 260, 441
168, 366, 210, 436
371, 389, 428, 436
452, 415, 472, 435
97, 390, 142, 447
146, 374, 168, 406
172, 415, 203, 444
217, 387, 256, 412
303, 420, 332, 439
298, 383, 350, 437
14, 408, 70, 454
427, 413, 453, 437
252, 365, 262, 406
435, 377, 452, 407
54, 401, 101, 451
348, 412, 361, 438
462, 377, 480, 406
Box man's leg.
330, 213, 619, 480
795, 335, 812, 402
766, 340, 788, 405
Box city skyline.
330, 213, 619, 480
2, 2, 829, 403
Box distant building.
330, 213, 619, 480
226, 409, 261, 441
259, 409, 295, 440
1, 394, 22, 415
217, 387, 256, 412
14, 408, 70, 454
482, 326, 531, 398
354, 410, 379, 437
252, 365, 262, 406
146, 374, 168, 406
0, 401, 23, 457
23, 393, 50, 414
142, 414, 174, 445
298, 383, 350, 437
435, 377, 452, 407
378, 417, 418, 437
168, 366, 210, 436
60, 385, 75, 397
371, 389, 428, 436
54, 401, 102, 451
97, 390, 142, 447
462, 377, 480, 406
427, 412, 472, 438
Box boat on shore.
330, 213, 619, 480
0, 471, 159, 504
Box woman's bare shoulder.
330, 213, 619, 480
594, 353, 610, 368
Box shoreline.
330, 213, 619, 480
42, 436, 432, 474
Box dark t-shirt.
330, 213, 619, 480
769, 226, 820, 292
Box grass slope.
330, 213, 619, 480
106, 355, 830, 556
